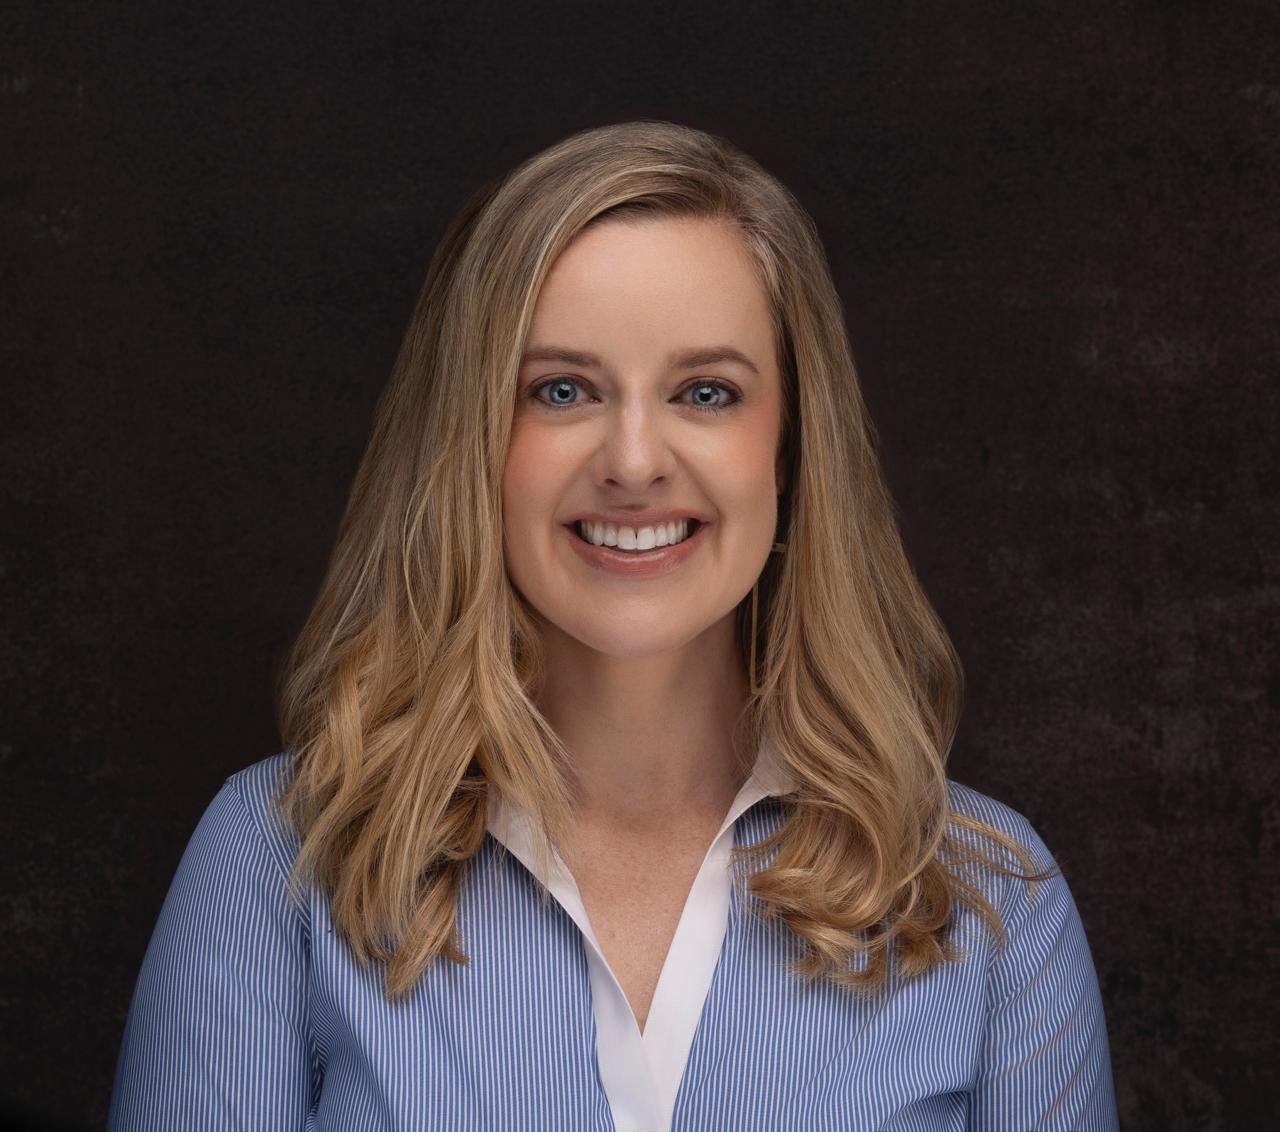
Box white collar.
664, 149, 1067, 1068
485, 733, 795, 1132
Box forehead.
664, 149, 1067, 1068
527, 216, 774, 362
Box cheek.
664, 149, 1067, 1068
707, 428, 780, 509
501, 432, 548, 529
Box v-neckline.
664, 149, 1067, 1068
485, 735, 795, 1131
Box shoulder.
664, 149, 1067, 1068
942, 784, 1117, 1121
110, 756, 316, 1127
944, 777, 1058, 873
165, 751, 305, 916
216, 750, 304, 878
940, 778, 1074, 947
225, 748, 296, 803
941, 780, 1101, 985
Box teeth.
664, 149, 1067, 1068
576, 519, 693, 550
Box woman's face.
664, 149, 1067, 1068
502, 215, 786, 664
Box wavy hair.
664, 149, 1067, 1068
273, 118, 1049, 1001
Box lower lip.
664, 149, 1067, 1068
564, 522, 709, 578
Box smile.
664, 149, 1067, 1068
562, 518, 709, 579
573, 518, 701, 551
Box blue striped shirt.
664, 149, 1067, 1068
108, 751, 1118, 1130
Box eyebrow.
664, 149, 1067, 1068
520, 344, 760, 375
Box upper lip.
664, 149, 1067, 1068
565, 510, 710, 527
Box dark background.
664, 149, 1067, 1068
3, 2, 1276, 1128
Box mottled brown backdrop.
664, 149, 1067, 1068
2, 2, 1276, 1129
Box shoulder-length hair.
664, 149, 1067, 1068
274, 118, 1046, 1001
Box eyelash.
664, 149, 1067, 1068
526, 377, 742, 416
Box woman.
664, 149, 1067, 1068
108, 120, 1118, 1130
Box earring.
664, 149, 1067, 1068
749, 540, 788, 695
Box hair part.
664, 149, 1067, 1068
272, 118, 1049, 1000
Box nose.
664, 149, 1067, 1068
593, 390, 678, 492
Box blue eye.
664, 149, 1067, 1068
531, 378, 583, 408
527, 377, 740, 415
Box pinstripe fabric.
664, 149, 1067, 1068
108, 751, 1118, 1130
483, 734, 800, 1131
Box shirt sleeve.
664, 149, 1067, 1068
107, 773, 314, 1131
968, 822, 1119, 1131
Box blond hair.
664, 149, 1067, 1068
274, 119, 1048, 1000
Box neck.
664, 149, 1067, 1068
534, 613, 752, 835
